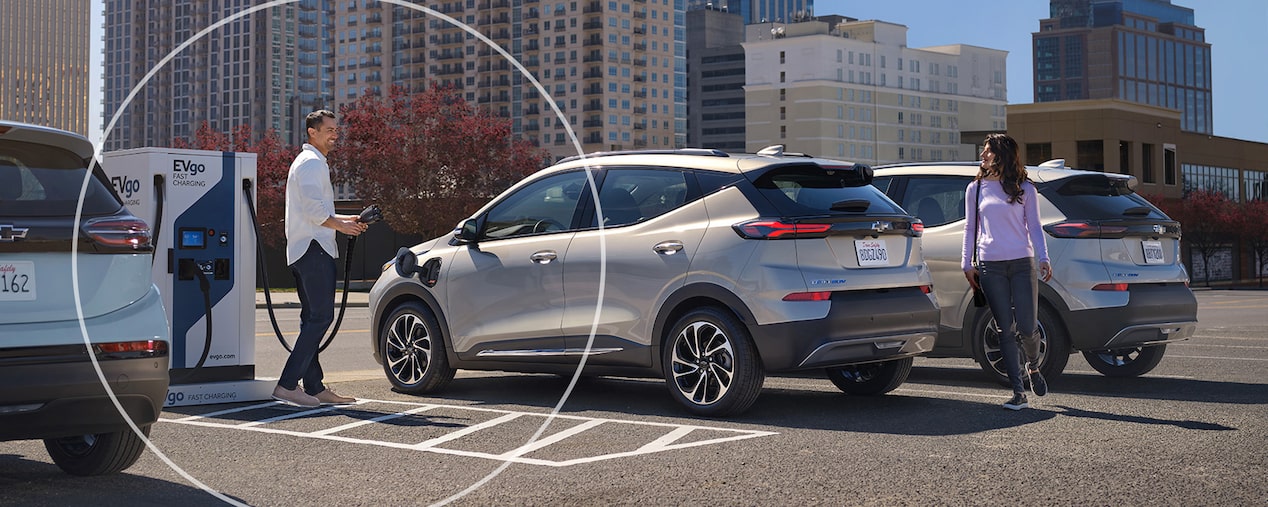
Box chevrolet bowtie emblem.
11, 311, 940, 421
871, 221, 892, 233
0, 224, 30, 242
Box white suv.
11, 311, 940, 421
0, 121, 169, 475
370, 147, 940, 416
873, 160, 1197, 383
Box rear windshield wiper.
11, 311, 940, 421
830, 199, 871, 212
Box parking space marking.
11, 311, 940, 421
312, 405, 437, 436
414, 412, 524, 449
172, 401, 279, 422
159, 398, 777, 467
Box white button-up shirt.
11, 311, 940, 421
285, 143, 338, 265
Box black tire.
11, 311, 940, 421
825, 357, 913, 395
380, 300, 456, 394
971, 304, 1070, 386
43, 425, 149, 476
662, 306, 764, 417
1082, 344, 1167, 377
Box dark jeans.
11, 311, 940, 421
978, 257, 1041, 394
279, 240, 335, 395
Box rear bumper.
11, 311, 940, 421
0, 285, 170, 441
751, 287, 939, 372
1063, 283, 1198, 351
0, 356, 169, 441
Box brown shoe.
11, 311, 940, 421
272, 385, 320, 408
313, 389, 356, 405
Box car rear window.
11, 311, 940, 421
1038, 174, 1169, 220
0, 140, 121, 217
751, 163, 903, 216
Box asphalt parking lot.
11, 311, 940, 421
2, 289, 1265, 506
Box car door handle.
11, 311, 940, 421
652, 241, 684, 255
530, 250, 558, 264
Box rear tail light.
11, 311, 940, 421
733, 220, 831, 240
1092, 283, 1129, 291
1044, 221, 1128, 239
911, 221, 925, 235
93, 340, 168, 359
82, 216, 152, 250
783, 291, 833, 301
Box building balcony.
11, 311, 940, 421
633, 75, 645, 82
633, 11, 646, 19
583, 69, 604, 79
633, 26, 645, 35
633, 106, 646, 114
583, 101, 603, 111
633, 139, 647, 147
584, 53, 603, 63
633, 59, 646, 67
583, 120, 603, 128
525, 123, 540, 131
583, 2, 602, 14
583, 20, 603, 30
584, 36, 603, 47
633, 90, 646, 98
633, 43, 646, 52
583, 86, 604, 95
633, 121, 646, 130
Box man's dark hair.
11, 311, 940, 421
305, 110, 336, 132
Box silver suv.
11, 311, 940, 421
0, 121, 169, 475
872, 160, 1197, 383
369, 147, 939, 416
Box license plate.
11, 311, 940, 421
1141, 240, 1164, 265
855, 239, 890, 267
0, 260, 36, 301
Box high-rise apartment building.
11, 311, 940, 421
1033, 0, 1211, 134
686, 6, 745, 152
742, 16, 1007, 164
102, 0, 334, 150
688, 0, 812, 25
331, 0, 687, 162
0, 0, 90, 135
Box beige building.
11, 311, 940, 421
1006, 99, 1267, 202
1006, 98, 1268, 283
335, 0, 686, 162
741, 16, 1008, 165
0, 0, 90, 136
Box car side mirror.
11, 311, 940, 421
453, 218, 480, 245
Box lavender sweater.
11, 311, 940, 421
961, 179, 1050, 272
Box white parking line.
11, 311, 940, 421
414, 412, 523, 449
312, 405, 437, 436
1169, 354, 1268, 361
159, 398, 776, 467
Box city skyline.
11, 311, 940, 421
87, 0, 1266, 147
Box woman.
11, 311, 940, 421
963, 133, 1053, 410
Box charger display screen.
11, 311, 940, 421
180, 229, 206, 249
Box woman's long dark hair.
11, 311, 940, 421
978, 133, 1028, 204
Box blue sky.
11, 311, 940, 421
87, 0, 1267, 144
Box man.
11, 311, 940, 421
272, 109, 367, 407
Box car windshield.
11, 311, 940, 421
752, 163, 903, 216
0, 140, 121, 217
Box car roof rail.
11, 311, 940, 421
1038, 158, 1066, 169
557, 148, 730, 164
756, 144, 813, 158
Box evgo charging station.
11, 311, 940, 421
103, 147, 274, 407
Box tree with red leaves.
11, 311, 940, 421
1171, 189, 1237, 286
173, 121, 297, 247
1237, 198, 1268, 287
330, 85, 548, 238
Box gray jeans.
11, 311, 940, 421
978, 257, 1041, 394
